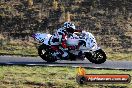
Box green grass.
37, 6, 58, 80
0, 66, 131, 88
104, 48, 132, 61
0, 45, 38, 56
107, 52, 132, 61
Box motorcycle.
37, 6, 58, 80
32, 31, 107, 64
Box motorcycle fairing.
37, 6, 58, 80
33, 33, 52, 45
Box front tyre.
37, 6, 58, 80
86, 49, 106, 64
38, 45, 57, 62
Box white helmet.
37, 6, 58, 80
63, 22, 76, 30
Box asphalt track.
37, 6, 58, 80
0, 56, 132, 70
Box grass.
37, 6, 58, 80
107, 52, 132, 61
104, 48, 132, 61
0, 45, 38, 56
0, 66, 131, 88
0, 39, 38, 56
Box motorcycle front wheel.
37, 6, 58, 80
38, 45, 57, 62
85, 49, 106, 64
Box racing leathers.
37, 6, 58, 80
49, 28, 79, 59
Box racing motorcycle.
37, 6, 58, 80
32, 31, 107, 64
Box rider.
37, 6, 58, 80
49, 22, 81, 59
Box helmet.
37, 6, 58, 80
63, 22, 76, 33
63, 22, 76, 30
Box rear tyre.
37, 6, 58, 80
68, 53, 76, 60
38, 45, 57, 62
86, 49, 106, 64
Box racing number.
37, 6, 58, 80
41, 38, 45, 42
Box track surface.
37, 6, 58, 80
0, 56, 132, 70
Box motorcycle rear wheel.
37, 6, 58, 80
38, 45, 57, 62
85, 49, 106, 64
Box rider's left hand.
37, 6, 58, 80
78, 40, 85, 46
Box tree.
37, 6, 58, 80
53, 0, 58, 10
28, 0, 33, 6
65, 11, 71, 22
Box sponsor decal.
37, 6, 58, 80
76, 67, 131, 84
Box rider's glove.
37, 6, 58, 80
78, 40, 86, 46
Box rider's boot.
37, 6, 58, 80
61, 52, 69, 60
